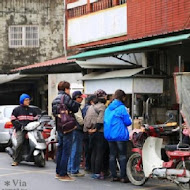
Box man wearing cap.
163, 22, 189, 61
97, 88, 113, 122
10, 93, 38, 166
68, 91, 86, 177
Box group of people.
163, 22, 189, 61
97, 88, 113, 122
52, 81, 132, 182
9, 80, 132, 183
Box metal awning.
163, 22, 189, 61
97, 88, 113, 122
0, 73, 27, 84
81, 67, 147, 80
68, 33, 190, 60
11, 56, 81, 74
76, 53, 145, 69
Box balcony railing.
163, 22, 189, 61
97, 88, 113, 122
68, 4, 87, 18
92, 0, 112, 12
67, 0, 127, 18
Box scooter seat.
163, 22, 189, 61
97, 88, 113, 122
165, 143, 189, 151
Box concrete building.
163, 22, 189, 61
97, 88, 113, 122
8, 0, 190, 122
67, 0, 190, 124
0, 0, 83, 111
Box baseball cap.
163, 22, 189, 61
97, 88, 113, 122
72, 91, 87, 99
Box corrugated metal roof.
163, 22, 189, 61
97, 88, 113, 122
11, 56, 76, 72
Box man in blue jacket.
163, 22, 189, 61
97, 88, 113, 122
104, 89, 132, 183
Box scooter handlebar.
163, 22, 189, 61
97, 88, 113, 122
144, 122, 177, 129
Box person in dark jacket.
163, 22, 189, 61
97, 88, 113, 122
68, 91, 86, 177
82, 95, 97, 172
85, 89, 108, 180
104, 89, 132, 183
10, 93, 38, 166
52, 81, 80, 182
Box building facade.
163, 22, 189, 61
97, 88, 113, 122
0, 0, 65, 72
0, 0, 65, 108
66, 0, 190, 123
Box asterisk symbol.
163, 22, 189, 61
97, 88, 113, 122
4, 181, 10, 186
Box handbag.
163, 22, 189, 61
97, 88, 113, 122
57, 95, 76, 134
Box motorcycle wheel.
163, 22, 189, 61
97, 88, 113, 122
34, 152, 45, 167
176, 160, 190, 190
127, 153, 147, 186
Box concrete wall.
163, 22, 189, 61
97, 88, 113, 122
48, 73, 83, 116
0, 0, 64, 73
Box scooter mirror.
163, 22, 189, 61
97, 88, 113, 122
41, 111, 48, 115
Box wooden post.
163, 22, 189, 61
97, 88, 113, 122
87, 0, 92, 13
112, 0, 119, 6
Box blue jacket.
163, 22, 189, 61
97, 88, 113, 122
104, 99, 132, 141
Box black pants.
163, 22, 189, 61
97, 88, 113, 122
14, 130, 26, 162
83, 133, 91, 170
91, 132, 109, 174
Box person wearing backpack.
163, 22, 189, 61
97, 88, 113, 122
52, 81, 80, 182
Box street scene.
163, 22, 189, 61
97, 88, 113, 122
0, 152, 178, 190
0, 0, 190, 190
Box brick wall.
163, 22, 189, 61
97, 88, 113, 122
68, 0, 190, 49
127, 0, 190, 40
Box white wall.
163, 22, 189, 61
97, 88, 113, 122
68, 4, 127, 46
48, 73, 83, 115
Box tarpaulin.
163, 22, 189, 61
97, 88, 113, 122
174, 72, 190, 129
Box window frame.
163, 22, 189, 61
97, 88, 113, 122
9, 25, 39, 48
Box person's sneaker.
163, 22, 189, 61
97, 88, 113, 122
11, 162, 18, 166
111, 177, 120, 182
103, 171, 111, 178
84, 168, 91, 173
58, 175, 75, 182
120, 178, 129, 183
55, 174, 60, 179
70, 172, 85, 177
91, 174, 99, 179
91, 174, 104, 180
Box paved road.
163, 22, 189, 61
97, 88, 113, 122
0, 152, 178, 190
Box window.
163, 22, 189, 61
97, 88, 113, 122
9, 26, 39, 48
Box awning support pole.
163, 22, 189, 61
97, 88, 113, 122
178, 55, 183, 143
132, 79, 135, 129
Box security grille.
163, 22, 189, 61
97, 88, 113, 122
9, 26, 39, 48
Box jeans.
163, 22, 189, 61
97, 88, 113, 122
68, 130, 84, 174
109, 141, 127, 179
56, 131, 73, 177
91, 132, 108, 174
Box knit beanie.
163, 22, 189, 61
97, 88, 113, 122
94, 89, 107, 98
19, 93, 30, 105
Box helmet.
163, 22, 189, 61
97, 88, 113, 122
19, 93, 30, 105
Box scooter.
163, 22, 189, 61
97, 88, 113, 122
6, 121, 46, 167
39, 114, 57, 160
127, 123, 190, 190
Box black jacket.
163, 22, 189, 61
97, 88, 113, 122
11, 105, 38, 131
52, 91, 80, 116
52, 91, 80, 130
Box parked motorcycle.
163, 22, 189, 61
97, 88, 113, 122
6, 121, 46, 167
127, 122, 190, 190
39, 114, 57, 160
